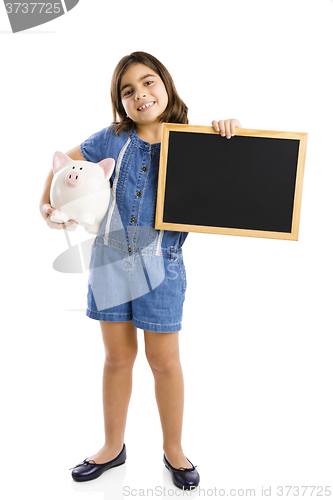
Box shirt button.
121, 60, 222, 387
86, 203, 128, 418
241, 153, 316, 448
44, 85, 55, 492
131, 216, 136, 223
128, 246, 132, 253
137, 190, 142, 197
142, 166, 147, 172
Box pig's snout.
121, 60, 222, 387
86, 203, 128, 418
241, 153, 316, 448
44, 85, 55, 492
65, 171, 83, 187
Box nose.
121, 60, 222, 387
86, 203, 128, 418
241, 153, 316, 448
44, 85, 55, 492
65, 170, 82, 187
134, 90, 146, 100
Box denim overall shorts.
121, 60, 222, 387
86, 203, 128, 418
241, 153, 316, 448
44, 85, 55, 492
80, 125, 188, 333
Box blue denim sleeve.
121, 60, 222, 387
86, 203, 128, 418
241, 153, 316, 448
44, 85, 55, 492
80, 127, 110, 163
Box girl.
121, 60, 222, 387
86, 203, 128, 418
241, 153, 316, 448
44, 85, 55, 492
40, 51, 242, 490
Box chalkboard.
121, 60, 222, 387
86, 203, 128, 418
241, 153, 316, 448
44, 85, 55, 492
155, 124, 308, 240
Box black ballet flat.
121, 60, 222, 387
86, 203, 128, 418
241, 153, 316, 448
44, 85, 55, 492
70, 443, 126, 482
163, 454, 200, 490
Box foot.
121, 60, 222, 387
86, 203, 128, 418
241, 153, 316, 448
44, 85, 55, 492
164, 449, 194, 470
163, 453, 200, 490
70, 444, 126, 482
86, 443, 124, 465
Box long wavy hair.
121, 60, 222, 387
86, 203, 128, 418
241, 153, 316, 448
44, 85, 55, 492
110, 51, 189, 135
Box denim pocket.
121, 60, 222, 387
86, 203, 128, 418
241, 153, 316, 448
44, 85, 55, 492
168, 250, 187, 294
176, 254, 187, 293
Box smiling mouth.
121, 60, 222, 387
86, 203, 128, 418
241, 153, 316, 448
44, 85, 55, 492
137, 101, 155, 111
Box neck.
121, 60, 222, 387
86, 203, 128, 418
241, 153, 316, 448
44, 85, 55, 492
135, 122, 162, 145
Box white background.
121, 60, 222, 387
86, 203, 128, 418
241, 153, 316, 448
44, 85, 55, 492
1, 0, 332, 498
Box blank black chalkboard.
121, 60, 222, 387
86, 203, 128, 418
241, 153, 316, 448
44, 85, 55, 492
155, 124, 307, 240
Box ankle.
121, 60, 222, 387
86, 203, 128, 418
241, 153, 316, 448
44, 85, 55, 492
163, 444, 184, 456
103, 441, 124, 452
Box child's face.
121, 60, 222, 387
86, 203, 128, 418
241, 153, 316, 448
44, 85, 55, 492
120, 63, 168, 128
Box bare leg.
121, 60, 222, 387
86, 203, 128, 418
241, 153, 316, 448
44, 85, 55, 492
87, 321, 138, 464
144, 330, 193, 469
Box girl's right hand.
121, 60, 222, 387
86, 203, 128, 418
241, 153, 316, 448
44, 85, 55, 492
42, 203, 76, 230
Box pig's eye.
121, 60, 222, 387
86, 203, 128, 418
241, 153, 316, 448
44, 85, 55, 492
80, 167, 83, 170
72, 166, 75, 169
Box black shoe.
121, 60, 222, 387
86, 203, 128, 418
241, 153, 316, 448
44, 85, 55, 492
70, 443, 126, 482
163, 454, 200, 490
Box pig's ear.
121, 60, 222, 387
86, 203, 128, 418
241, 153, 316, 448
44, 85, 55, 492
98, 158, 115, 180
53, 151, 72, 174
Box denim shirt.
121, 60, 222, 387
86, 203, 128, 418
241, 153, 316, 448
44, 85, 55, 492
80, 125, 188, 256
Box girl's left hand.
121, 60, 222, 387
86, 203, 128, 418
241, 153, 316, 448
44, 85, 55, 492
212, 118, 243, 139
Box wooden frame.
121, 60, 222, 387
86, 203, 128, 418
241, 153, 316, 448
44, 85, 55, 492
155, 123, 308, 241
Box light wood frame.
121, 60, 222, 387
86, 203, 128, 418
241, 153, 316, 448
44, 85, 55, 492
155, 123, 308, 241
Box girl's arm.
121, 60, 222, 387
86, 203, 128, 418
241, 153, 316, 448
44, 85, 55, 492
39, 145, 86, 230
212, 118, 243, 138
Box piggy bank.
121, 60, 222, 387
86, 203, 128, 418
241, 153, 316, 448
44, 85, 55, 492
50, 151, 115, 234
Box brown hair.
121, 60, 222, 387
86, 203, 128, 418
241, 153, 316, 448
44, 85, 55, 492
110, 51, 189, 135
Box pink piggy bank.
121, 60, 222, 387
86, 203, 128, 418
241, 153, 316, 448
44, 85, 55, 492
50, 151, 115, 234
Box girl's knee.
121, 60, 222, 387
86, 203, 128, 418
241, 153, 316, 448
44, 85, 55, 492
104, 346, 138, 370
105, 342, 138, 369
101, 321, 138, 369
145, 350, 180, 374
144, 331, 181, 374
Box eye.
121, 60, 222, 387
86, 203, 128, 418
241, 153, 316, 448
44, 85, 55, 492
123, 89, 133, 98
72, 166, 75, 169
145, 80, 153, 86
80, 167, 83, 170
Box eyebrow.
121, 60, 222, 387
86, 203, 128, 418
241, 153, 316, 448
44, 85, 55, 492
120, 74, 156, 94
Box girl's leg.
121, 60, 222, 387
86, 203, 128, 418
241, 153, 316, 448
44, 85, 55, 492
87, 321, 138, 464
144, 330, 193, 469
